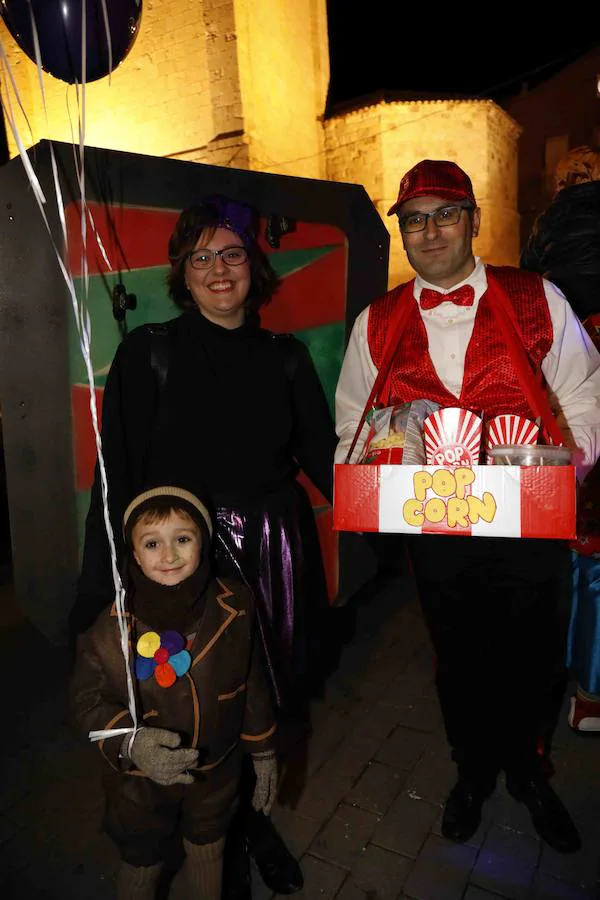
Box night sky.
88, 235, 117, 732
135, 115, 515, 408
325, 8, 599, 110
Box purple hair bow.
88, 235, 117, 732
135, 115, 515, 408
204, 195, 255, 242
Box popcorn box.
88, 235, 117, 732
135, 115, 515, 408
424, 408, 482, 467
364, 446, 404, 464
333, 463, 576, 539
485, 415, 539, 465
360, 406, 405, 464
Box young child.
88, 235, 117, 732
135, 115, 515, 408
70, 485, 278, 900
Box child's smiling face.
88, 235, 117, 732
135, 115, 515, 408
132, 509, 201, 586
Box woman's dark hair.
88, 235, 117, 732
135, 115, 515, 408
521, 181, 600, 322
166, 195, 280, 318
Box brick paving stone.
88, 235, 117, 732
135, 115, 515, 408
0, 774, 29, 815
309, 802, 379, 870
538, 840, 600, 891
345, 760, 406, 816
302, 705, 351, 775
324, 672, 384, 719
375, 724, 429, 771
402, 833, 478, 900
380, 661, 437, 707
402, 643, 437, 676
425, 727, 456, 760
319, 729, 383, 781
471, 824, 540, 899
363, 700, 406, 741
463, 887, 509, 899
291, 770, 354, 821
372, 790, 441, 859
381, 693, 443, 733
335, 843, 413, 899
270, 806, 322, 859
382, 627, 425, 665
403, 748, 456, 806
529, 872, 598, 899
0, 835, 37, 882
0, 875, 57, 900
30, 862, 115, 900
288, 854, 346, 900
362, 645, 412, 687
0, 813, 16, 846
485, 783, 539, 842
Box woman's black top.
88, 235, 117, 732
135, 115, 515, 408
73, 309, 337, 632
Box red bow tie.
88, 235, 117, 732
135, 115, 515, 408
420, 285, 475, 310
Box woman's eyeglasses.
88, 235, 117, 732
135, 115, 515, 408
188, 246, 249, 270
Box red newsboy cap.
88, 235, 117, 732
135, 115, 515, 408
387, 160, 476, 216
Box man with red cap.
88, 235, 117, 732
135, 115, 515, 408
335, 159, 600, 853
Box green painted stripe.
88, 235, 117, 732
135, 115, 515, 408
68, 267, 176, 385
293, 321, 345, 417
269, 244, 341, 279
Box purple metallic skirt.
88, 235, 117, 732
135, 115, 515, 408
214, 480, 328, 711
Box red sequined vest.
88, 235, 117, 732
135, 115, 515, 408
367, 265, 553, 419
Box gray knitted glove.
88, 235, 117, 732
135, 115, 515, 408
127, 727, 199, 786
251, 750, 278, 815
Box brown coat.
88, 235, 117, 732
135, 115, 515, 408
69, 576, 276, 847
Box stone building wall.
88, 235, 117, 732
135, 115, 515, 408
0, 2, 521, 285
0, 0, 328, 179
1, 2, 215, 159
232, 0, 329, 178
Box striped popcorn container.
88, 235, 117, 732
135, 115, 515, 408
423, 408, 483, 467
485, 415, 540, 464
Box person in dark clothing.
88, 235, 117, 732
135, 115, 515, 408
70, 484, 277, 900
521, 170, 600, 733
71, 195, 338, 897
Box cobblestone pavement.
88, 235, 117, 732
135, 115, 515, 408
1, 569, 599, 900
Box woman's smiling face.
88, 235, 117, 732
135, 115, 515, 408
185, 226, 251, 328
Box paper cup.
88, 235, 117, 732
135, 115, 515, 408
423, 408, 482, 467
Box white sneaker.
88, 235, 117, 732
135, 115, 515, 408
568, 694, 600, 732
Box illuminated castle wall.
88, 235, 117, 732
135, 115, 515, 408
0, 0, 521, 286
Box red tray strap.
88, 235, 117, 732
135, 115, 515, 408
485, 272, 565, 446
344, 282, 416, 463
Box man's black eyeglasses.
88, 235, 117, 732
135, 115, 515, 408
398, 204, 474, 234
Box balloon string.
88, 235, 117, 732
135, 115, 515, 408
100, 0, 113, 87
0, 24, 138, 741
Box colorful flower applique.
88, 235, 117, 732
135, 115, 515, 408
135, 630, 191, 688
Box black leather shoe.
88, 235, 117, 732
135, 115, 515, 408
506, 775, 581, 854
442, 778, 493, 844
248, 814, 303, 894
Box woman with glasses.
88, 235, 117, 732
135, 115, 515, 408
74, 195, 337, 898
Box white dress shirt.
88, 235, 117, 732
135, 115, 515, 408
335, 259, 600, 478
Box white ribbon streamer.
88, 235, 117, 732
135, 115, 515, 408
0, 1, 139, 742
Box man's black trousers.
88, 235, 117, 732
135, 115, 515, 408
406, 534, 572, 782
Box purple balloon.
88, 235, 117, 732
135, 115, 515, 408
1, 0, 143, 84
